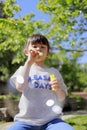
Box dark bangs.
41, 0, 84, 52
26, 34, 50, 51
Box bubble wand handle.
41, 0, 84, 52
50, 74, 56, 91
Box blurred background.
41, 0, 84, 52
0, 0, 87, 123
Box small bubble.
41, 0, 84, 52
16, 75, 24, 84
39, 52, 43, 56
52, 105, 62, 114
46, 99, 54, 106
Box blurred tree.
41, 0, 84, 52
37, 0, 87, 47
37, 0, 87, 91
0, 0, 44, 82
0, 1, 8, 18
0, 0, 87, 93
61, 61, 87, 92
37, 0, 87, 64
46, 51, 87, 92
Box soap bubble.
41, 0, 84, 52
39, 52, 43, 56
46, 99, 54, 106
52, 105, 62, 114
16, 75, 24, 84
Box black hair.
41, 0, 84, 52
25, 34, 50, 51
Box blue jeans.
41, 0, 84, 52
8, 118, 74, 130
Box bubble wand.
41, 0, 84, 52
38, 52, 43, 56
30, 50, 43, 57
50, 74, 56, 91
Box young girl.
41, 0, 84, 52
8, 34, 74, 130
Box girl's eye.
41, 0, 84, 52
41, 46, 45, 49
32, 45, 46, 49
33, 45, 37, 48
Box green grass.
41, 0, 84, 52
65, 115, 87, 130
0, 121, 6, 125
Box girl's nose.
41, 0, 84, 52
36, 46, 41, 51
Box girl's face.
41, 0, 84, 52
28, 42, 49, 63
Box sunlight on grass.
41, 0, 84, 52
0, 121, 6, 125
65, 115, 87, 130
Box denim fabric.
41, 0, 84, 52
8, 118, 74, 130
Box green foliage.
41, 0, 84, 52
7, 93, 20, 101
4, 0, 21, 17
0, 95, 6, 101
45, 51, 87, 92
0, 0, 45, 81
0, 1, 7, 18
37, 0, 87, 47
37, 1, 87, 94
69, 94, 86, 110
61, 62, 87, 92
0, 93, 20, 102
83, 87, 87, 92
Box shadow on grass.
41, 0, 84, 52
68, 122, 76, 126
82, 123, 87, 130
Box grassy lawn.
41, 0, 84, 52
65, 115, 87, 130
0, 121, 6, 125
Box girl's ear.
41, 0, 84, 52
24, 49, 29, 56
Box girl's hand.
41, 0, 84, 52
26, 49, 39, 63
49, 75, 66, 100
49, 78, 61, 91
